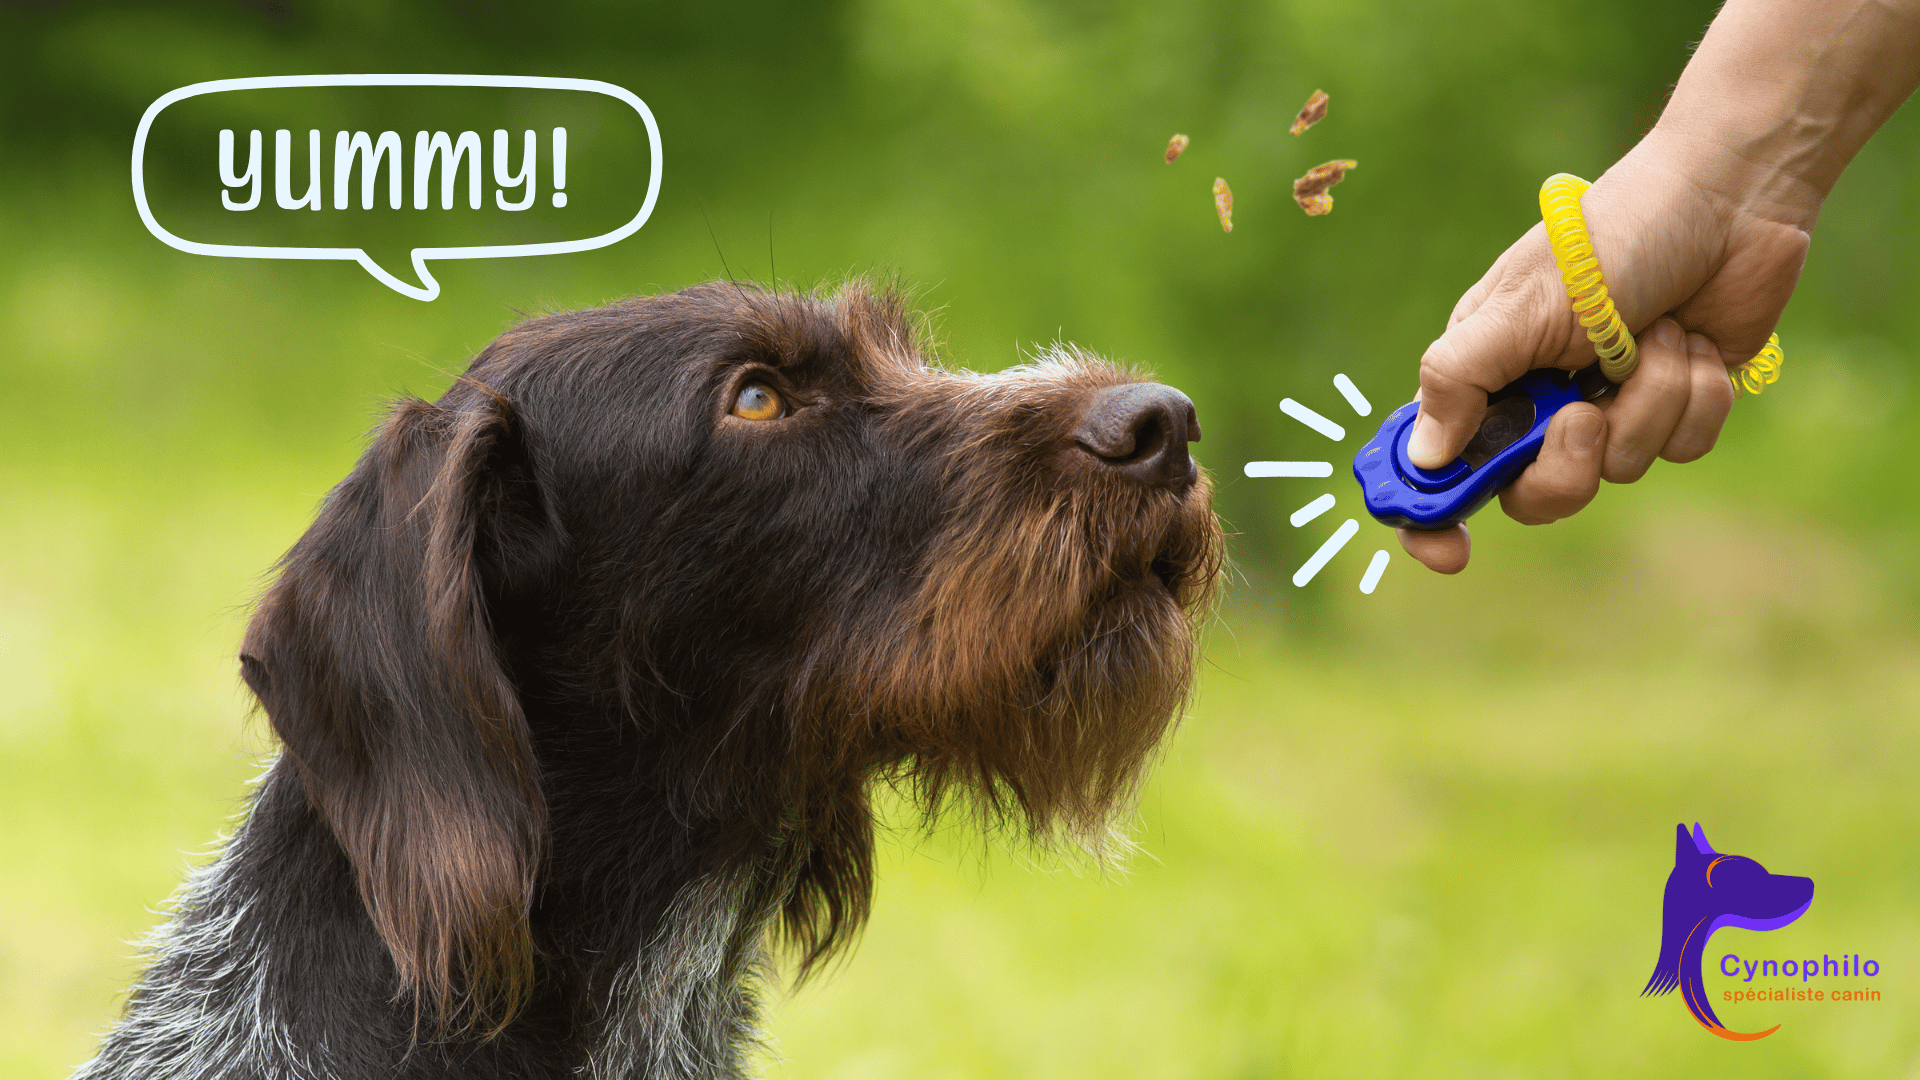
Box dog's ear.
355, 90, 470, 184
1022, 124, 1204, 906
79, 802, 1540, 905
1678, 822, 1715, 862
1688, 822, 1718, 856
240, 384, 553, 1033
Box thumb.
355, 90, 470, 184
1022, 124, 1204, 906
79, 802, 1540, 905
1409, 238, 1582, 469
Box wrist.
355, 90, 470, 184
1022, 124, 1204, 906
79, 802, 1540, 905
1640, 119, 1825, 233
1575, 142, 1735, 334
1564, 129, 1811, 367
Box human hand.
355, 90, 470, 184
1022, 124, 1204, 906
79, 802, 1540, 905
1396, 132, 1812, 573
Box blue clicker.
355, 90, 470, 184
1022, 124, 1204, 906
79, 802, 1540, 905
1353, 369, 1589, 530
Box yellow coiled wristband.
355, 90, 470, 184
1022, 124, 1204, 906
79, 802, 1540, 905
1729, 334, 1784, 395
1540, 174, 1638, 381
1538, 173, 1785, 396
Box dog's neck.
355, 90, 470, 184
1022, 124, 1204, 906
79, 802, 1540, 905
76, 749, 796, 1080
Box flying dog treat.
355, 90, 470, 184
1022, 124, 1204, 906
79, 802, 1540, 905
1165, 133, 1190, 163
1213, 177, 1233, 232
1293, 159, 1356, 216
1289, 89, 1329, 135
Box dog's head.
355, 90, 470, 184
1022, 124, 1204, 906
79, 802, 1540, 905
1644, 823, 1813, 1034
239, 281, 1222, 1029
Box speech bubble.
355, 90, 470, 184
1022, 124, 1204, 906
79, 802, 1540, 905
132, 75, 663, 300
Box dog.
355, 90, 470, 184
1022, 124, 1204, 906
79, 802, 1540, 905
76, 281, 1222, 1079
1642, 823, 1813, 1040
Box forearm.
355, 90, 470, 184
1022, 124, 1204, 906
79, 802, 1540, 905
1654, 0, 1920, 227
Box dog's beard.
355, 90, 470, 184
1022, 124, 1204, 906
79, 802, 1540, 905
896, 471, 1221, 853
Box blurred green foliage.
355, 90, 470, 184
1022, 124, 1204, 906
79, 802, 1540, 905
2, 0, 1917, 1076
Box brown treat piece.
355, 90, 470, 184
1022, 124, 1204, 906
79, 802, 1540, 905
1292, 159, 1356, 216
1164, 133, 1189, 163
1289, 90, 1329, 136
1213, 177, 1233, 233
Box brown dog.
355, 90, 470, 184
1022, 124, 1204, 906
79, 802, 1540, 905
77, 282, 1221, 1080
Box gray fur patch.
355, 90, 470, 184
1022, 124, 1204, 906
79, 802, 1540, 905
581, 869, 780, 1080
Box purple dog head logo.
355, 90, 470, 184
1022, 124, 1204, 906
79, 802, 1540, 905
1643, 823, 1813, 1040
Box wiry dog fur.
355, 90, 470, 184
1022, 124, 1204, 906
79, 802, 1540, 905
76, 281, 1222, 1079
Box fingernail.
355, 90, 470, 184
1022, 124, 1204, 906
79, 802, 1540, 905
1687, 332, 1717, 358
1407, 415, 1443, 467
1652, 319, 1681, 349
1568, 410, 1605, 451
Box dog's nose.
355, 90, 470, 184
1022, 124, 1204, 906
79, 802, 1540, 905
1072, 383, 1201, 490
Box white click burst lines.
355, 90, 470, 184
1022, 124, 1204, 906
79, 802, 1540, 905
1332, 373, 1371, 417
1293, 518, 1358, 586
1359, 549, 1390, 594
1244, 461, 1332, 478
1290, 493, 1335, 527
1278, 398, 1345, 441
1243, 373, 1391, 594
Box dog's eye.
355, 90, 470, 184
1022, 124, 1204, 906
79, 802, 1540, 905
732, 383, 786, 421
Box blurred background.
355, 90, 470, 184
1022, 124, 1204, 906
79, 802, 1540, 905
3, 0, 1917, 1076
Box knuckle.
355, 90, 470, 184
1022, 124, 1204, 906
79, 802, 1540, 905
1660, 438, 1709, 464
1499, 490, 1557, 526
1555, 481, 1600, 512
1642, 361, 1690, 397
1501, 470, 1591, 524
1541, 467, 1600, 512
1603, 448, 1653, 484
1661, 412, 1726, 464
1415, 354, 1485, 417
1419, 334, 1472, 381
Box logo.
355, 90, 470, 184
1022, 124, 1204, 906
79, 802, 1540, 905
1643, 823, 1813, 1040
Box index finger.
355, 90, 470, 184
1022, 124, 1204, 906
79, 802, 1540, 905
1407, 303, 1543, 469
1408, 230, 1580, 469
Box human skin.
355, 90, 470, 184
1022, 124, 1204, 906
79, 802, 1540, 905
1399, 0, 1920, 574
